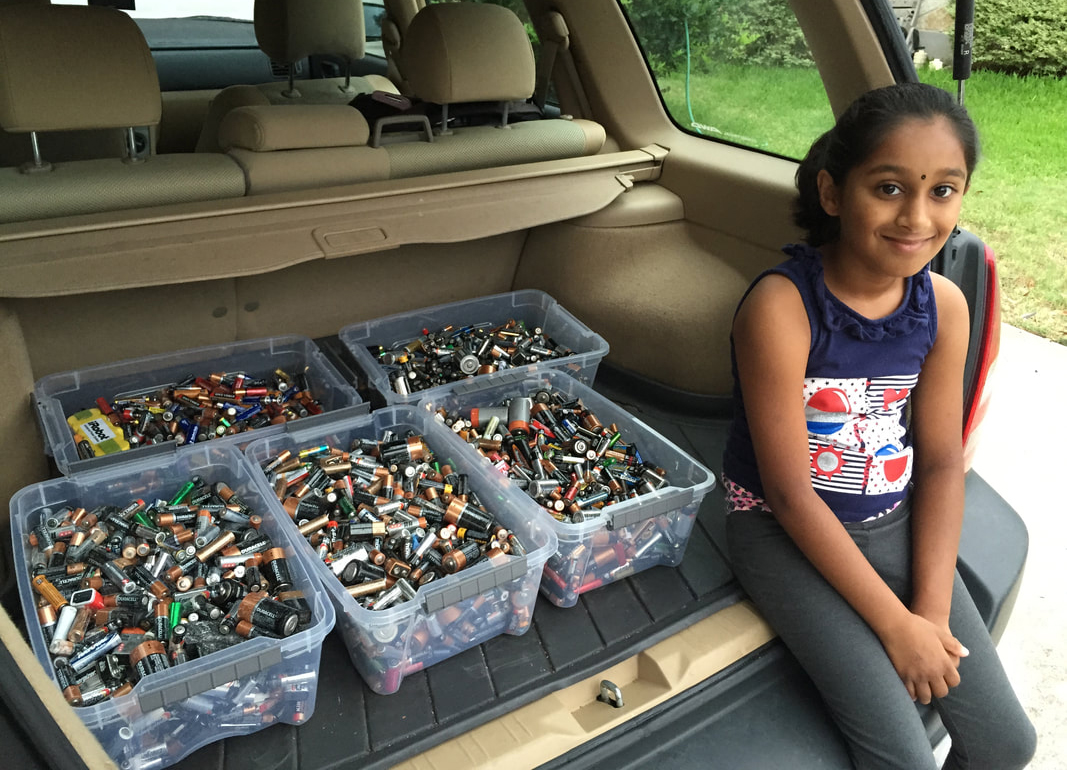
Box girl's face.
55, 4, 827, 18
817, 116, 969, 280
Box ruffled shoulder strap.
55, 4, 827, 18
784, 244, 936, 342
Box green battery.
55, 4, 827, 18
169, 478, 197, 506
169, 598, 182, 630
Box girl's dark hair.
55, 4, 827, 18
793, 82, 980, 246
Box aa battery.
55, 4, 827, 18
70, 631, 121, 674
54, 660, 83, 706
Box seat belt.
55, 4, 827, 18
534, 11, 592, 118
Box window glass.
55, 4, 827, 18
365, 1, 385, 42
51, 1, 254, 20
621, 0, 835, 160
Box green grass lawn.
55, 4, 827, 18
657, 66, 1067, 343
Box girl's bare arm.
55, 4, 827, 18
909, 273, 971, 626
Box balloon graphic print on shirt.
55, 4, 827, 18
802, 375, 917, 496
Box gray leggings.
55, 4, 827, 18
726, 501, 1036, 770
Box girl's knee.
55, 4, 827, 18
998, 716, 1037, 770
851, 743, 937, 770
944, 711, 1036, 770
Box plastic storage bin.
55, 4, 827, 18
338, 289, 608, 406
243, 405, 557, 694
11, 445, 336, 770
35, 334, 366, 476
421, 369, 717, 607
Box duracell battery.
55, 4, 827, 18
346, 578, 388, 599
593, 547, 622, 571
237, 593, 299, 637
195, 530, 236, 562
442, 541, 481, 574
380, 436, 427, 464
275, 590, 313, 627
154, 601, 171, 643
348, 521, 387, 539
444, 498, 494, 533
37, 604, 57, 644
53, 660, 83, 706
260, 547, 293, 591
129, 640, 171, 682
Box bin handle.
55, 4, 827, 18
135, 644, 284, 713
420, 553, 529, 613
606, 486, 695, 530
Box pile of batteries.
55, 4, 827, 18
25, 476, 316, 709
433, 390, 670, 523
257, 432, 528, 610
370, 319, 573, 396
70, 367, 325, 460
430, 384, 695, 606
13, 291, 712, 767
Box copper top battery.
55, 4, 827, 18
129, 640, 170, 682
237, 593, 299, 637
260, 547, 293, 592
53, 660, 82, 706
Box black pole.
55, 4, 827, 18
953, 0, 975, 105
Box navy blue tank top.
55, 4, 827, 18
722, 243, 938, 522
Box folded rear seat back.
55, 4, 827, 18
218, 104, 390, 195
0, 3, 245, 223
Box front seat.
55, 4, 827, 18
380, 0, 425, 95
196, 0, 397, 153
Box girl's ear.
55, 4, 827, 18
816, 169, 840, 217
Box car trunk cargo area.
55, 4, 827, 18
1, 335, 749, 770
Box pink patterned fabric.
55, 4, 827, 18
724, 475, 897, 521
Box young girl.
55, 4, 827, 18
722, 83, 1036, 770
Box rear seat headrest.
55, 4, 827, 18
254, 0, 365, 65
0, 4, 160, 133
402, 3, 535, 105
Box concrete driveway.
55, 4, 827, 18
972, 324, 1067, 769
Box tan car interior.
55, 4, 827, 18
0, 1, 894, 763
0, 0, 892, 545
194, 0, 397, 154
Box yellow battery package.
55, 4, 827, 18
67, 408, 130, 457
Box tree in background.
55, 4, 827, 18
973, 0, 1067, 77
620, 0, 812, 76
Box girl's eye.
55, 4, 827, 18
878, 184, 902, 196
932, 185, 956, 199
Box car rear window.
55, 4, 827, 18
622, 0, 836, 160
